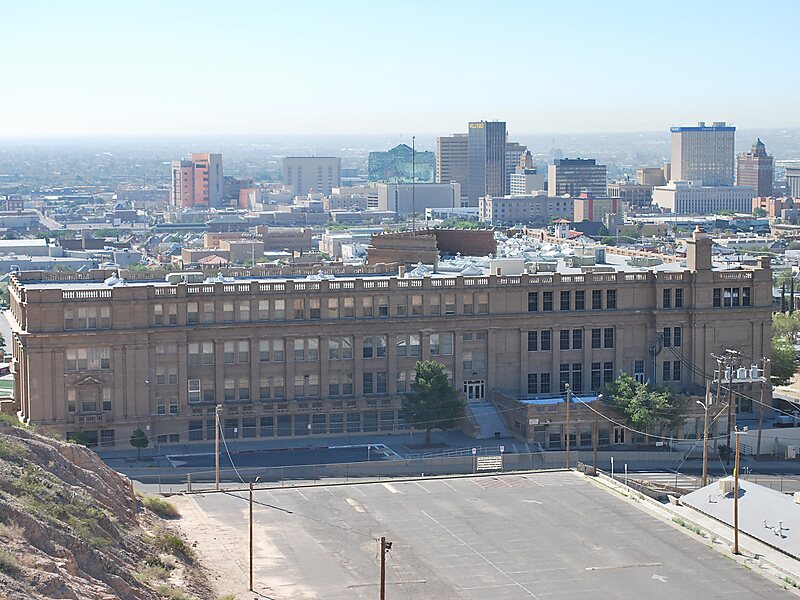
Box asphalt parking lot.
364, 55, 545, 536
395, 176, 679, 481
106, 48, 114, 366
186, 471, 794, 599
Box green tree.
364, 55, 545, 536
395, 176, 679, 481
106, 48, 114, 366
402, 360, 464, 446
602, 374, 685, 443
771, 336, 796, 386
130, 428, 150, 460
753, 208, 768, 218
773, 312, 800, 342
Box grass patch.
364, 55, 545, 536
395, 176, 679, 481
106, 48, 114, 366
0, 549, 19, 575
143, 496, 180, 519
0, 436, 24, 462
154, 532, 194, 562
0, 413, 22, 428
155, 584, 192, 600
134, 564, 171, 584
218, 595, 237, 600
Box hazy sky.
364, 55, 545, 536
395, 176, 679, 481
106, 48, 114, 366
3, 0, 798, 137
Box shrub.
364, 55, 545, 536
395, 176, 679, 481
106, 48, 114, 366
134, 564, 170, 584
0, 549, 19, 574
143, 496, 180, 519
154, 532, 193, 561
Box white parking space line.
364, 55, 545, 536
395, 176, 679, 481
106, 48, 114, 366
296, 489, 309, 501
382, 483, 400, 494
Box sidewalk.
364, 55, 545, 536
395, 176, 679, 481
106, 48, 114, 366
582, 470, 800, 590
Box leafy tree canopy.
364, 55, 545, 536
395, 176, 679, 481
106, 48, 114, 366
402, 360, 464, 446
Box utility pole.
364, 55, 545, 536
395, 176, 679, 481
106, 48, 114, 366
713, 354, 725, 453
756, 358, 769, 460
725, 355, 737, 465
249, 480, 254, 591
565, 383, 571, 469
380, 537, 392, 600
733, 427, 747, 555
701, 380, 711, 487
592, 395, 600, 476
215, 404, 222, 491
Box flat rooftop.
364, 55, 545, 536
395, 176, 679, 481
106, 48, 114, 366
185, 472, 792, 599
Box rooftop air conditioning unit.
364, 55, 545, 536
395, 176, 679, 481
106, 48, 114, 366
718, 477, 734, 495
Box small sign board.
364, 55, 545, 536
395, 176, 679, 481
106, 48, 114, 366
471, 447, 477, 455
499, 445, 505, 453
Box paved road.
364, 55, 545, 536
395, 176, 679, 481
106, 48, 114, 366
185, 472, 793, 600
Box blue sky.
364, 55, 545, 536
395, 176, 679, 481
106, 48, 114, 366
2, 0, 797, 137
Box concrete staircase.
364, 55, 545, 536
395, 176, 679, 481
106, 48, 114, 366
468, 402, 512, 439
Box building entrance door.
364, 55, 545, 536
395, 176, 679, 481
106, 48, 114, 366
614, 426, 626, 445
463, 380, 485, 401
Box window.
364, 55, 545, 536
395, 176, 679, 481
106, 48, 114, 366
294, 339, 305, 361
202, 302, 215, 323
225, 377, 235, 401
634, 360, 645, 383
540, 330, 551, 351
713, 288, 721, 308
411, 295, 423, 316
376, 372, 387, 394
542, 291, 553, 311
293, 299, 305, 320
527, 373, 538, 395
65, 348, 110, 371
674, 326, 682, 348
238, 340, 249, 363
329, 337, 353, 360
343, 297, 355, 318
603, 328, 614, 349
528, 291, 538, 312
606, 290, 616, 309
462, 351, 474, 371
723, 287, 732, 307
592, 328, 601, 349
102, 388, 112, 412
663, 288, 671, 309
224, 341, 235, 364
463, 293, 473, 315
239, 301, 250, 322
396, 337, 407, 357
430, 333, 441, 356
327, 297, 339, 319
444, 294, 456, 315
429, 295, 440, 316
363, 372, 374, 394
662, 327, 671, 348
223, 301, 234, 323
409, 334, 421, 357
603, 362, 613, 385
274, 299, 285, 320
397, 371, 408, 393
395, 297, 407, 317
477, 292, 489, 314
673, 361, 681, 381
742, 287, 751, 307
362, 296, 374, 317
575, 290, 585, 311
309, 298, 321, 319
540, 373, 551, 394
187, 302, 198, 324
662, 361, 671, 381
675, 288, 684, 308
378, 296, 389, 317
591, 362, 602, 391
441, 333, 454, 355
560, 291, 570, 311
258, 300, 269, 320
592, 289, 602, 310
527, 331, 538, 352
560, 329, 570, 351
571, 363, 583, 392
559, 364, 570, 392
572, 329, 583, 350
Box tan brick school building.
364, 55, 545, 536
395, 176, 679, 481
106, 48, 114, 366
7, 228, 771, 448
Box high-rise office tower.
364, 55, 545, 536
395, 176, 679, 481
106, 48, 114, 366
736, 139, 774, 197
436, 134, 469, 200
504, 141, 527, 195
787, 167, 800, 198
170, 153, 223, 208
283, 157, 341, 196
670, 121, 735, 185
467, 121, 506, 204
547, 158, 607, 197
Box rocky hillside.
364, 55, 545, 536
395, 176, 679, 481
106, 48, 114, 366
0, 419, 214, 599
